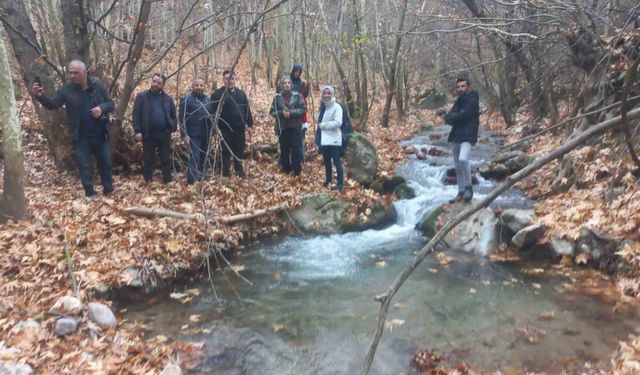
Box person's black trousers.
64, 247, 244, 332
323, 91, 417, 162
279, 127, 302, 176
73, 136, 113, 196
187, 135, 210, 184
220, 129, 245, 177
142, 131, 172, 183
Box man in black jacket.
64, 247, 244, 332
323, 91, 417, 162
179, 78, 213, 184
133, 73, 177, 183
211, 70, 253, 178
32, 60, 115, 197
439, 77, 480, 203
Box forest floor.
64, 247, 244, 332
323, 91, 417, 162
1, 68, 640, 373
0, 72, 430, 373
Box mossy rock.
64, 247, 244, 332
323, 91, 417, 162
416, 204, 445, 237
394, 183, 416, 200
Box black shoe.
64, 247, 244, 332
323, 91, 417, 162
463, 186, 473, 202
449, 192, 464, 204
332, 185, 343, 192
323, 181, 331, 188
103, 188, 114, 196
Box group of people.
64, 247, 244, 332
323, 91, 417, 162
31, 60, 349, 197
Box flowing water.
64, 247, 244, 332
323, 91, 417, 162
122, 127, 640, 374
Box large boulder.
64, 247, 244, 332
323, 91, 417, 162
416, 88, 448, 110
288, 193, 351, 234
446, 207, 499, 255
289, 193, 397, 234
500, 209, 535, 234
442, 168, 479, 186
419, 202, 499, 254
369, 175, 406, 195
344, 132, 378, 185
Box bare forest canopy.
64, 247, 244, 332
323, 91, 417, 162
0, 0, 639, 172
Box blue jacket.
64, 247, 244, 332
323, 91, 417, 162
179, 93, 213, 138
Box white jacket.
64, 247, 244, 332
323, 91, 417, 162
318, 99, 343, 147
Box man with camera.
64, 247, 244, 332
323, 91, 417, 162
32, 60, 115, 197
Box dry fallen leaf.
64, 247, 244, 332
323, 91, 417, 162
385, 319, 405, 332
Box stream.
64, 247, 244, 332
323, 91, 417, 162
121, 126, 640, 374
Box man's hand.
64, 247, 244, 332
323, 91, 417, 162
134, 133, 143, 142
31, 83, 44, 97
283, 109, 291, 119
435, 108, 446, 117
184, 135, 190, 145
89, 106, 103, 119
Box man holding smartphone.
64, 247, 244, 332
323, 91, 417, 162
32, 60, 115, 197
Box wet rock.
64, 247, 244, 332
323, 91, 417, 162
394, 183, 416, 199
288, 193, 351, 234
416, 205, 445, 237
87, 302, 117, 330
442, 168, 479, 185
120, 267, 143, 288
480, 151, 533, 180
54, 317, 79, 337
160, 363, 182, 375
446, 207, 499, 254
550, 237, 574, 257
500, 209, 535, 234
344, 132, 378, 185
512, 223, 545, 249
49, 295, 82, 316
343, 202, 397, 232
369, 175, 406, 194
0, 361, 33, 375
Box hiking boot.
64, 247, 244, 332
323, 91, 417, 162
463, 186, 473, 202
449, 192, 464, 204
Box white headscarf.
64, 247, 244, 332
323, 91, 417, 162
322, 85, 336, 107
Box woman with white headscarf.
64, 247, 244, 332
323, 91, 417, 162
317, 85, 344, 191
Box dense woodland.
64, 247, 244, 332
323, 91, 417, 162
1, 0, 640, 373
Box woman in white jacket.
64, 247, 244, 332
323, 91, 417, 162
317, 85, 344, 191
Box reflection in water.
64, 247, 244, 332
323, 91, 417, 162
122, 129, 638, 374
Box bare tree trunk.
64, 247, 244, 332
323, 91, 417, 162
60, 0, 91, 65
0, 39, 27, 220
109, 0, 152, 164
0, 0, 75, 171
275, 4, 291, 81
380, 0, 408, 128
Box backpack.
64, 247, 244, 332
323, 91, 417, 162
339, 103, 352, 152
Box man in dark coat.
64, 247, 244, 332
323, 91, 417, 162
211, 70, 253, 178
32, 60, 115, 197
132, 73, 177, 183
179, 77, 213, 184
270, 76, 307, 176
439, 77, 480, 203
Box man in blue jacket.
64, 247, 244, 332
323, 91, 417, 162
439, 77, 480, 203
32, 60, 115, 197
132, 73, 177, 183
179, 78, 213, 184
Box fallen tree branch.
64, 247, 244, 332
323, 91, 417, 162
360, 106, 640, 375
123, 204, 288, 224
499, 93, 640, 152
